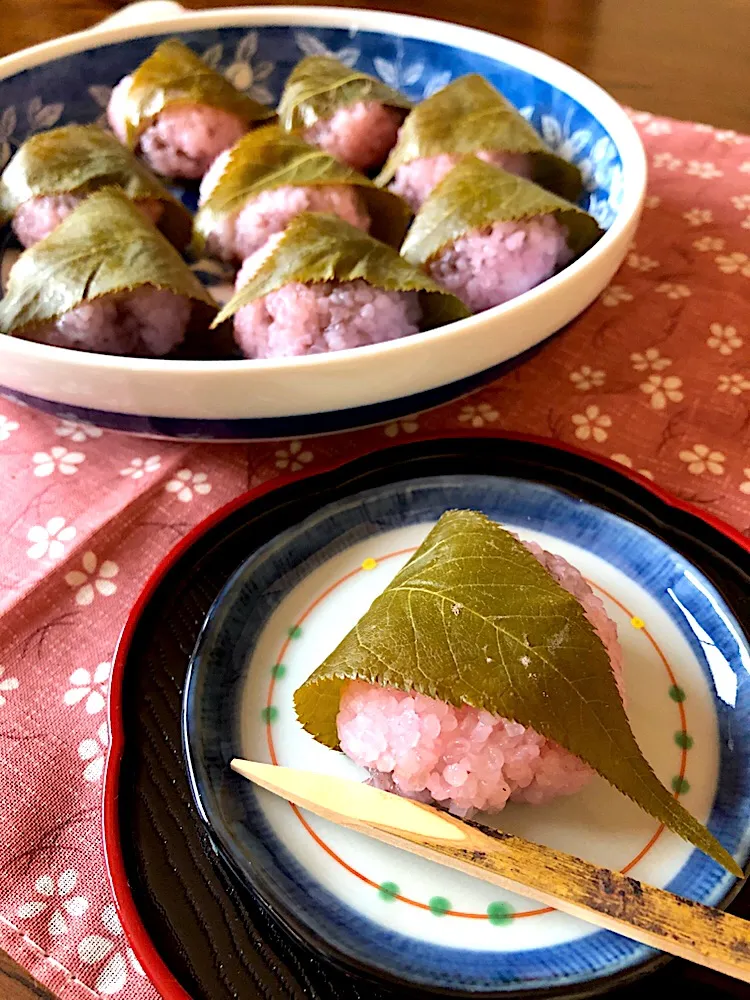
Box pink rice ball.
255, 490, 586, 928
390, 150, 531, 212
204, 184, 371, 263
12, 194, 164, 248
24, 286, 191, 356
429, 215, 572, 313
232, 243, 421, 357
304, 101, 403, 172
336, 542, 624, 818
107, 76, 247, 179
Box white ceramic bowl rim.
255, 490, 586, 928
0, 6, 647, 378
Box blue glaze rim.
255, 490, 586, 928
183, 473, 750, 995
0, 345, 536, 438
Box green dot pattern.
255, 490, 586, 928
487, 901, 514, 926
271, 663, 286, 679
428, 896, 451, 916
261, 706, 278, 724
378, 881, 399, 901
669, 684, 686, 702
672, 775, 690, 795
288, 625, 302, 639
674, 730, 694, 750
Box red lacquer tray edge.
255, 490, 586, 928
103, 429, 750, 1000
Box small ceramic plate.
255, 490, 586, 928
182, 439, 750, 996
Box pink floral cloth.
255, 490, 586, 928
0, 110, 749, 999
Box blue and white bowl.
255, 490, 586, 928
0, 3, 646, 439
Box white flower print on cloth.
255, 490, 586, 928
384, 418, 420, 437
610, 454, 654, 480
741, 217, 750, 231
631, 347, 672, 372
0, 414, 19, 440
32, 446, 85, 477
64, 662, 110, 715
730, 195, 750, 211
601, 284, 633, 307
693, 236, 725, 252
165, 469, 212, 502
222, 32, 275, 105
26, 517, 76, 560
739, 161, 750, 173
294, 29, 359, 68
644, 195, 661, 209
652, 152, 682, 170
627, 253, 659, 272
740, 469, 750, 495
54, 418, 102, 443
0, 665, 19, 707
17, 870, 88, 936
457, 403, 499, 428
714, 129, 743, 144
78, 904, 144, 995
655, 282, 691, 299
639, 374, 684, 410
643, 120, 672, 136
569, 365, 606, 390
683, 208, 713, 226
685, 161, 723, 180
571, 405, 612, 443
679, 444, 725, 476
78, 722, 108, 782
275, 440, 314, 470
716, 252, 750, 276
717, 373, 750, 395
707, 323, 743, 355
120, 455, 161, 479
65, 552, 118, 606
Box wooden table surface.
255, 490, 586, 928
0, 0, 747, 997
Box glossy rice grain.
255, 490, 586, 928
204, 184, 371, 262
429, 215, 571, 312
12, 194, 164, 248
24, 286, 191, 356
304, 100, 402, 172
232, 242, 422, 358
390, 149, 531, 211
107, 76, 247, 179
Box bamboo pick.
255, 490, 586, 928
231, 759, 750, 983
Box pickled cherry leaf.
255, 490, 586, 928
376, 74, 582, 200
0, 187, 215, 335
212, 211, 469, 329
277, 55, 412, 132
123, 38, 273, 146
294, 509, 741, 876
0, 124, 192, 249
193, 125, 411, 251
400, 157, 601, 265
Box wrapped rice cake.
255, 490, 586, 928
213, 212, 469, 358
107, 39, 274, 179
0, 187, 216, 357
377, 74, 582, 210
194, 125, 411, 262
277, 55, 412, 172
401, 157, 601, 312
0, 124, 193, 249
295, 510, 741, 876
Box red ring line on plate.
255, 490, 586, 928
265, 549, 687, 920
106, 429, 744, 999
